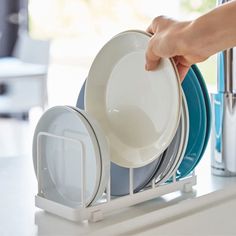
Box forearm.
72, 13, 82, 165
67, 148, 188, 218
184, 0, 236, 57
145, 2, 236, 80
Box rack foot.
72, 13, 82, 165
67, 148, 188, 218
90, 210, 104, 222
182, 182, 193, 193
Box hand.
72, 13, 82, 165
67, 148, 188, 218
145, 16, 208, 82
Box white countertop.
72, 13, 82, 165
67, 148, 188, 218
1, 118, 236, 236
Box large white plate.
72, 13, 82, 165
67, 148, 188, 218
32, 106, 109, 207
85, 30, 182, 168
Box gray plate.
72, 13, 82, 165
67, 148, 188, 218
110, 154, 164, 196
153, 92, 189, 185
150, 113, 183, 185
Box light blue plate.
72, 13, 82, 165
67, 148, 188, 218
176, 67, 207, 179
191, 64, 212, 167
76, 80, 163, 196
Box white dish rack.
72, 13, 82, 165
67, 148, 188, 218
35, 131, 197, 223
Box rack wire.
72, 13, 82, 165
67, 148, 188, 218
35, 132, 196, 222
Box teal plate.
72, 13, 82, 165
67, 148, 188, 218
176, 67, 207, 179
191, 64, 211, 167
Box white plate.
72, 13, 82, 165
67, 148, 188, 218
32, 106, 110, 207
68, 106, 110, 204
85, 30, 182, 168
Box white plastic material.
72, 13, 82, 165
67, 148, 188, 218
35, 130, 196, 222
33, 106, 110, 207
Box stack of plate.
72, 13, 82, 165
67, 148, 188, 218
33, 30, 211, 204
76, 31, 211, 196
176, 65, 211, 180
32, 106, 110, 207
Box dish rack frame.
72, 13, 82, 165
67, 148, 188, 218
35, 132, 197, 222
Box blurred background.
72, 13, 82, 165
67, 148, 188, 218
0, 0, 215, 157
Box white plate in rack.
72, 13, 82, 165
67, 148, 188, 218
85, 30, 182, 168
32, 106, 110, 207
68, 106, 110, 203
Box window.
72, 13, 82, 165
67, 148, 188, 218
28, 0, 216, 106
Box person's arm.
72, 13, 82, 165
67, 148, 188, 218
145, 0, 236, 81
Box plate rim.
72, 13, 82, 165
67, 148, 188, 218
68, 106, 110, 204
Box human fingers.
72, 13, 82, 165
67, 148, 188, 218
145, 58, 160, 71
176, 63, 190, 82
173, 56, 191, 82
146, 16, 168, 35
145, 38, 161, 71
146, 17, 158, 35
146, 23, 154, 35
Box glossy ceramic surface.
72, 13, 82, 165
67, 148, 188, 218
85, 30, 182, 168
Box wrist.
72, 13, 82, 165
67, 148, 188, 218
188, 1, 236, 58
189, 17, 216, 58
174, 21, 194, 56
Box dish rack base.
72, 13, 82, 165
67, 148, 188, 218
35, 174, 196, 222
